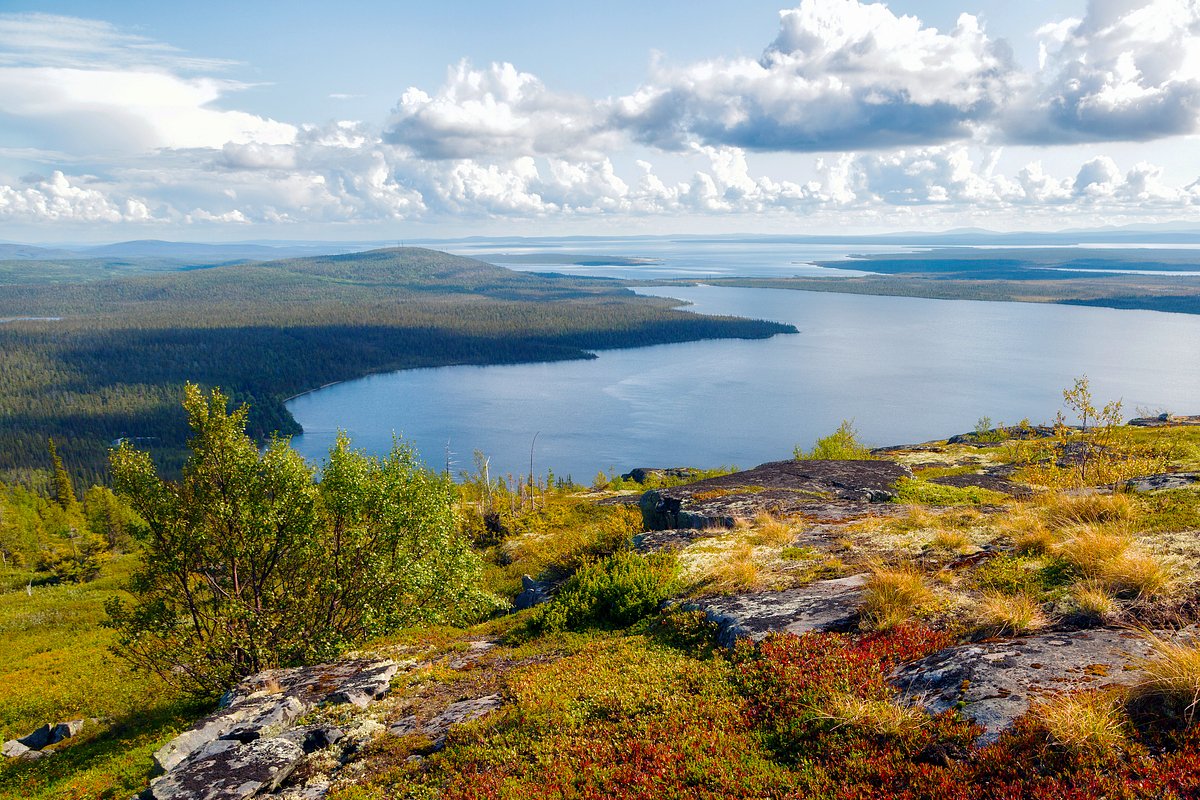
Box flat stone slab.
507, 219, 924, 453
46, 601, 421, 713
893, 629, 1166, 742
1125, 472, 1200, 492
150, 736, 305, 800
695, 574, 868, 647
388, 694, 503, 748
929, 473, 1032, 498
640, 459, 911, 530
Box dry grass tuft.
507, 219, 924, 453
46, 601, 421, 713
1044, 492, 1135, 529
1099, 550, 1177, 600
973, 591, 1048, 635
1128, 635, 1200, 724
752, 513, 796, 546
705, 542, 764, 593
1056, 527, 1134, 579
1034, 692, 1129, 756
929, 529, 970, 552
816, 693, 926, 737
860, 565, 934, 631
1072, 582, 1119, 622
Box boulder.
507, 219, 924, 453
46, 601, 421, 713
51, 719, 84, 744
389, 694, 503, 750
1, 739, 30, 759
893, 628, 1169, 742
621, 467, 699, 484
694, 574, 868, 647
17, 723, 53, 750
150, 736, 305, 800
1124, 472, 1200, 492
513, 575, 550, 610
1128, 414, 1200, 428
640, 459, 911, 530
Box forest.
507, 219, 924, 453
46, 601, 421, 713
0, 247, 793, 483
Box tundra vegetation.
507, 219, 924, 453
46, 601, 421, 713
7, 383, 1200, 798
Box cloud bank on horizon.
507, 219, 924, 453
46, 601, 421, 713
1, 0, 1199, 238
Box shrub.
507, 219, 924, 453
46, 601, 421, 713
794, 420, 873, 460
860, 566, 933, 631
106, 386, 492, 696
534, 550, 678, 632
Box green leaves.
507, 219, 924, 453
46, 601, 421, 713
107, 385, 490, 696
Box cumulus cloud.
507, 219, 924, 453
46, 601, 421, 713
0, 171, 159, 222
1009, 0, 1200, 143
612, 0, 1014, 152
385, 60, 613, 159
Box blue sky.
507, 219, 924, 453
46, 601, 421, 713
1, 0, 1198, 241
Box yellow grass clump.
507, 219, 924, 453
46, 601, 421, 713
1128, 636, 1200, 723
1034, 692, 1129, 756
860, 565, 934, 631
1043, 492, 1135, 528
1072, 582, 1119, 622
817, 693, 926, 737
973, 590, 1048, 636
752, 512, 796, 547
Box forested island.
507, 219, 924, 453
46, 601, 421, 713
0, 247, 792, 484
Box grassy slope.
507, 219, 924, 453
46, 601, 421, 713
0, 556, 204, 800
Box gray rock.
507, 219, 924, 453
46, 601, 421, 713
323, 660, 400, 708
2, 739, 30, 759
621, 467, 699, 484
1128, 414, 1200, 428
640, 459, 911, 530
387, 695, 503, 749
17, 724, 53, 750
154, 658, 398, 773
150, 736, 304, 800
893, 628, 1167, 743
633, 528, 716, 553
1124, 472, 1200, 492
513, 575, 550, 610
694, 574, 868, 648
51, 719, 84, 744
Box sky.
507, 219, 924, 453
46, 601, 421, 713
2, 0, 1200, 242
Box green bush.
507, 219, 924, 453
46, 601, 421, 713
794, 420, 873, 460
535, 550, 679, 632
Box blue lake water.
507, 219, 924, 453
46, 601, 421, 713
287, 280, 1200, 482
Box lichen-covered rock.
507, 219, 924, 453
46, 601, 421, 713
1, 739, 30, 759
389, 694, 503, 750
17, 723, 53, 750
1128, 414, 1200, 428
893, 629, 1168, 742
1124, 472, 1200, 492
154, 659, 398, 773
694, 575, 868, 647
513, 575, 550, 610
150, 736, 305, 800
51, 719, 84, 744
640, 459, 911, 530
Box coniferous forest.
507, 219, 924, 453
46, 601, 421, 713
0, 247, 793, 483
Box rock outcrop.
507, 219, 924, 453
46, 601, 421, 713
892, 629, 1170, 742
150, 659, 399, 800
1, 718, 84, 760
1124, 472, 1200, 492
692, 575, 867, 647
640, 459, 911, 530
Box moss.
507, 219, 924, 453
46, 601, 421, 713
893, 478, 1010, 507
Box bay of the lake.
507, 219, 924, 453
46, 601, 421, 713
287, 284, 1200, 482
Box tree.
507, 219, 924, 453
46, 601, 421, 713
106, 384, 491, 696
47, 437, 76, 510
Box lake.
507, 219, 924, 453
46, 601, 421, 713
287, 279, 1200, 482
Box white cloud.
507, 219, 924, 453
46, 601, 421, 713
612, 0, 1014, 152
385, 60, 613, 160
0, 171, 160, 222
1009, 0, 1200, 142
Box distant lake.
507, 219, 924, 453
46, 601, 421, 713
287, 282, 1200, 481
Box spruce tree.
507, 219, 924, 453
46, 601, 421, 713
47, 438, 76, 509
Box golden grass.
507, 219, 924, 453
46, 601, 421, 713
704, 542, 764, 593
816, 692, 926, 737
1129, 635, 1200, 723
973, 590, 1048, 636
1056, 527, 1134, 578
1055, 526, 1178, 599
1034, 692, 1128, 756
752, 513, 796, 546
1072, 582, 1119, 622
929, 529, 970, 552
1043, 492, 1135, 528
860, 565, 933, 631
